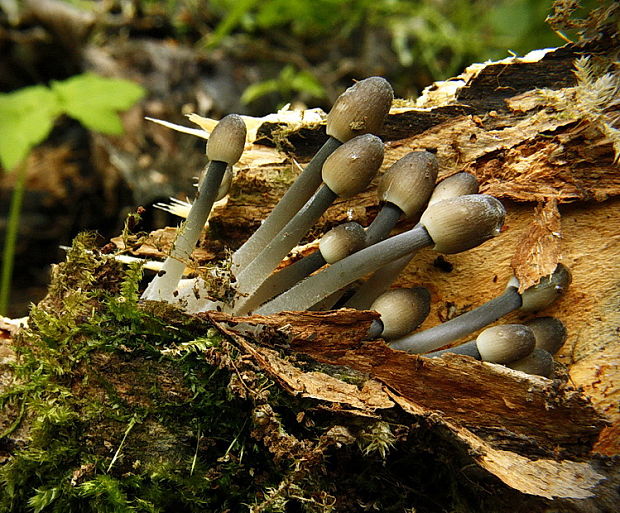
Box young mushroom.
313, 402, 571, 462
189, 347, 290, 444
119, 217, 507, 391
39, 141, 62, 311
142, 114, 246, 302
426, 324, 537, 366
255, 194, 505, 315
233, 134, 384, 302
389, 264, 571, 354
366, 287, 431, 339
232, 222, 366, 315
427, 323, 538, 367
344, 172, 479, 310
507, 348, 555, 377
427, 316, 566, 364
525, 316, 567, 354
232, 77, 393, 272
475, 324, 536, 364
365, 151, 439, 245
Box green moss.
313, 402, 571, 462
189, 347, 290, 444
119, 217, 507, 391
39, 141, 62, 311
0, 233, 541, 513
0, 234, 365, 513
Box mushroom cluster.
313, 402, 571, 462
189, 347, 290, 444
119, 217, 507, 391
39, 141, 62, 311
141, 76, 571, 378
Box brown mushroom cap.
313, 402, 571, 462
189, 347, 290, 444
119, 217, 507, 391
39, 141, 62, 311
321, 134, 384, 198
371, 287, 431, 339
419, 194, 506, 254
326, 77, 394, 142
476, 324, 536, 364
377, 151, 439, 218
319, 222, 367, 264
206, 114, 247, 164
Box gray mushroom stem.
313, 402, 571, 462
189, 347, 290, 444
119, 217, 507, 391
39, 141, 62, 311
364, 203, 403, 246
141, 159, 229, 302
231, 137, 341, 272
344, 243, 415, 310
255, 225, 434, 315
426, 340, 481, 359
389, 286, 522, 353
142, 113, 246, 302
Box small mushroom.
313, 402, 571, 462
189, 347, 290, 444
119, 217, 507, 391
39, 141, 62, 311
344, 172, 479, 310
426, 324, 536, 364
255, 194, 505, 314
507, 348, 555, 377
232, 222, 366, 315
367, 287, 431, 339
525, 316, 567, 354
142, 114, 246, 301
232, 77, 393, 272
427, 317, 566, 366
365, 151, 438, 246
234, 135, 384, 301
389, 264, 571, 354
475, 324, 536, 364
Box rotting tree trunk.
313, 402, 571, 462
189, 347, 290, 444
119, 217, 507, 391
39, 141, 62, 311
198, 29, 619, 507
2, 11, 620, 513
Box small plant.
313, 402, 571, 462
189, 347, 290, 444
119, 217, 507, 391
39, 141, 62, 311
0, 73, 145, 315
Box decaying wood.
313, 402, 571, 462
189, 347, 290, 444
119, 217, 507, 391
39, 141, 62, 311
62, 22, 620, 509
198, 37, 620, 504
209, 310, 604, 457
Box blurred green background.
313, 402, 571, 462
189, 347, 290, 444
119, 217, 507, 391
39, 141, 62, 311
0, 0, 601, 315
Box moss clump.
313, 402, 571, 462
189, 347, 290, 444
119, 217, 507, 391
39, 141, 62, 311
0, 234, 543, 513
0, 235, 283, 512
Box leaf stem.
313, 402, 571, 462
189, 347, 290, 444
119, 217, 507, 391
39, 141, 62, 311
0, 162, 27, 316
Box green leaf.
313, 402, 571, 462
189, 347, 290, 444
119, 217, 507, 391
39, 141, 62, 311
241, 79, 281, 105
0, 85, 61, 171
205, 0, 260, 48
289, 70, 326, 98
51, 73, 145, 135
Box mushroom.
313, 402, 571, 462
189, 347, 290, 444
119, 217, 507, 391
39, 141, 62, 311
425, 324, 553, 377
475, 324, 536, 364
525, 316, 567, 354
344, 172, 479, 310
142, 114, 246, 301
507, 348, 555, 377
365, 151, 438, 246
427, 317, 566, 364
255, 194, 505, 315
233, 134, 384, 301
389, 264, 571, 353
425, 324, 536, 364
231, 222, 366, 315
231, 77, 393, 273
367, 287, 431, 339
